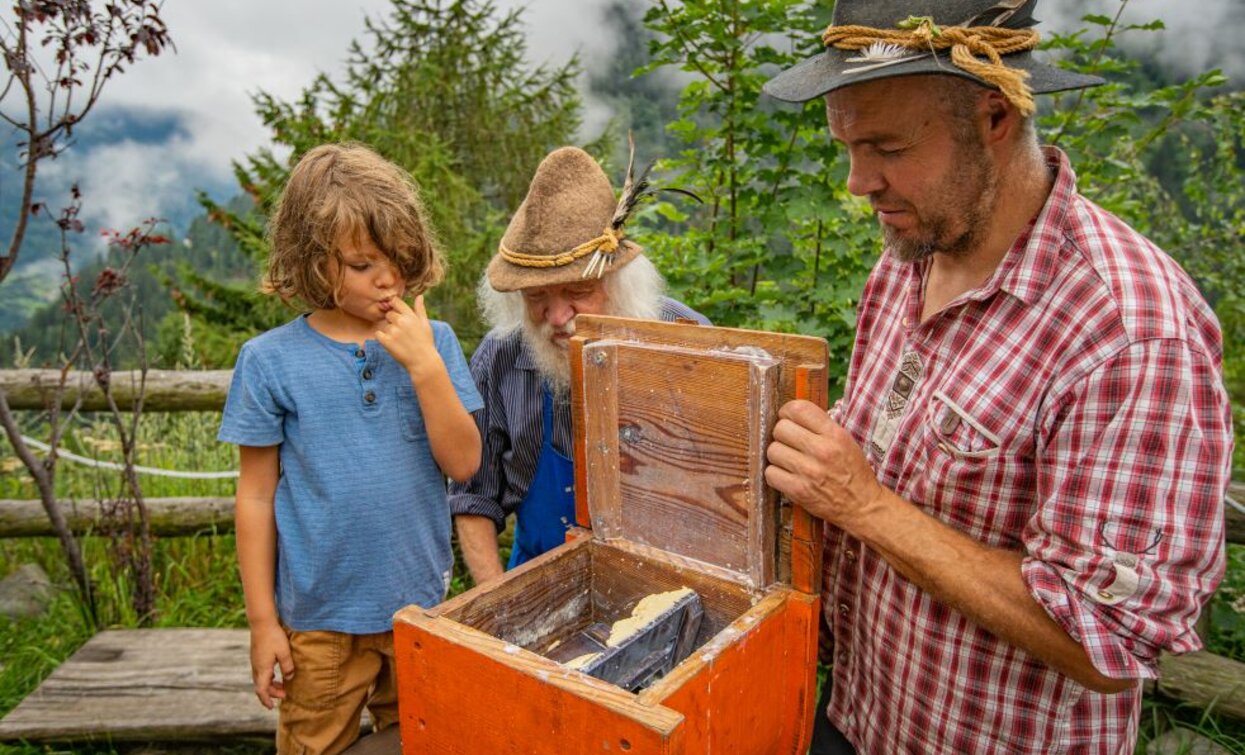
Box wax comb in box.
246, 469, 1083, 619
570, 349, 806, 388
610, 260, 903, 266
547, 587, 704, 692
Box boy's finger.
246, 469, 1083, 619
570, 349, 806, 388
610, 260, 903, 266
254, 670, 273, 709
413, 294, 428, 319
386, 296, 414, 316
278, 652, 295, 679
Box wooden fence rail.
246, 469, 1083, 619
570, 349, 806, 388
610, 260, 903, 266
0, 497, 234, 538
0, 369, 231, 412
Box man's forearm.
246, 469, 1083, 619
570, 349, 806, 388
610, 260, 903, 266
854, 489, 1136, 694
455, 514, 504, 585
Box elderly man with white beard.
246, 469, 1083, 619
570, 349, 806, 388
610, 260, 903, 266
448, 146, 708, 584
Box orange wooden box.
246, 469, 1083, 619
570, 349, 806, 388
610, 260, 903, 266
393, 316, 828, 754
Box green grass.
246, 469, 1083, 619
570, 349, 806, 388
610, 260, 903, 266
2, 410, 1243, 753
0, 411, 238, 502
1208, 543, 1245, 661
1139, 697, 1245, 754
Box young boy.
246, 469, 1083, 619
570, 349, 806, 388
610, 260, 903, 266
218, 142, 483, 754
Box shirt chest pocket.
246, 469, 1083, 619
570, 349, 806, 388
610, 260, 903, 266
922, 390, 1034, 544
925, 389, 1002, 459
396, 385, 428, 442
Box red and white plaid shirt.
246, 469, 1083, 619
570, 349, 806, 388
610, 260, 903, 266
825, 147, 1232, 754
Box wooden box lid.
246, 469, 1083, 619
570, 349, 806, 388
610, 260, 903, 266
569, 315, 828, 592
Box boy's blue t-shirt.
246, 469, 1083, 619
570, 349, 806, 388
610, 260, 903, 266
218, 315, 484, 634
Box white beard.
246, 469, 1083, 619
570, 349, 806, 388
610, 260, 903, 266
481, 255, 669, 398
522, 317, 574, 396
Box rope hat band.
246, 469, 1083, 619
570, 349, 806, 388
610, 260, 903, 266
823, 17, 1040, 114
498, 227, 627, 281
761, 1, 1104, 105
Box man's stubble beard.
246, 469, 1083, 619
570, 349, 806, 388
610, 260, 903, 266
884, 135, 999, 264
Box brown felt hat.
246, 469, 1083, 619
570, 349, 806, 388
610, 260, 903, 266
485, 147, 643, 292
763, 0, 1103, 105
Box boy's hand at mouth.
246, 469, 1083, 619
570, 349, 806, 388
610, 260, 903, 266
376, 294, 440, 378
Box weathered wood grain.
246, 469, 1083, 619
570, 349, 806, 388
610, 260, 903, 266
583, 341, 777, 583
572, 316, 830, 395
588, 540, 754, 644
437, 538, 752, 655
570, 335, 594, 532
791, 364, 828, 594
1154, 651, 1245, 721
0, 628, 274, 743
0, 369, 232, 412
573, 315, 829, 595
0, 497, 234, 538
439, 536, 594, 650
579, 341, 622, 541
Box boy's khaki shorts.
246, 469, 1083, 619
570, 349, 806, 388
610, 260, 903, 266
277, 627, 399, 755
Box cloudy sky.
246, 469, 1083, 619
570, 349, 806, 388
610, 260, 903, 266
1, 0, 617, 250
2, 0, 1242, 251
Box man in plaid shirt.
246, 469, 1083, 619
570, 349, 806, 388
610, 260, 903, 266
762, 1, 1233, 753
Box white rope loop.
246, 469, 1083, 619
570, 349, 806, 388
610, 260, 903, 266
18, 435, 239, 479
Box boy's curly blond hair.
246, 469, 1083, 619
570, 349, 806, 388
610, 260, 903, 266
263, 142, 444, 309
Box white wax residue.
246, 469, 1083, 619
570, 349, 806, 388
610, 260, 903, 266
559, 586, 695, 669
606, 587, 694, 647
566, 652, 601, 670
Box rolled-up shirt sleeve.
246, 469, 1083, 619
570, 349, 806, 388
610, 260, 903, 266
1023, 338, 1232, 680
